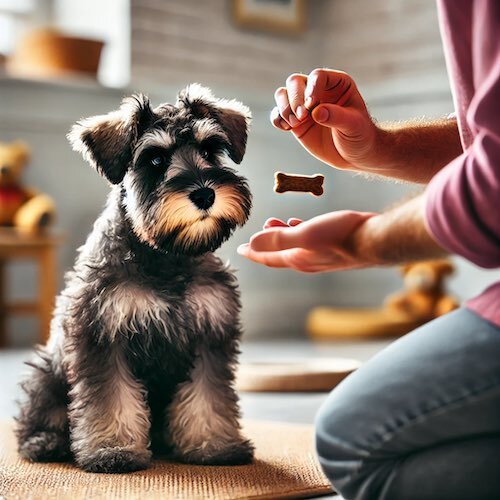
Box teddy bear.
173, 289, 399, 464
0, 141, 55, 232
384, 259, 459, 322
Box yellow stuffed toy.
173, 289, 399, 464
0, 141, 55, 232
384, 259, 459, 321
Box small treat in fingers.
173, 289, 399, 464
274, 172, 324, 197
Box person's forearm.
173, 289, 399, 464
348, 194, 447, 265
367, 118, 462, 184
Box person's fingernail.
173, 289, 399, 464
289, 115, 299, 127
296, 105, 308, 121
280, 119, 291, 130
237, 244, 249, 255
304, 96, 314, 109
314, 107, 329, 123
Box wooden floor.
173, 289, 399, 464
0, 338, 393, 500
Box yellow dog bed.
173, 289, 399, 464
307, 307, 423, 339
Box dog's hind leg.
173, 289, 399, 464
168, 341, 254, 465
68, 340, 152, 473
17, 347, 71, 462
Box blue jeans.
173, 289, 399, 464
316, 308, 500, 500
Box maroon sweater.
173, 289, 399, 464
425, 0, 500, 325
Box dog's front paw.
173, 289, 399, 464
19, 431, 70, 463
180, 438, 254, 466
79, 446, 152, 473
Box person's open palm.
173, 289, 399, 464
271, 69, 380, 170
237, 211, 376, 273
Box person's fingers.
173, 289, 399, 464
238, 245, 332, 273
237, 244, 316, 273
304, 69, 353, 109
287, 218, 303, 226
263, 218, 288, 229
285, 73, 309, 122
248, 226, 305, 253
237, 244, 289, 268
311, 103, 362, 135
274, 87, 296, 127
270, 106, 291, 131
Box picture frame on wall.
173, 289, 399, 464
232, 0, 306, 35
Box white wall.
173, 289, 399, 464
131, 0, 324, 96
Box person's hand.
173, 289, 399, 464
237, 211, 377, 272
270, 68, 382, 171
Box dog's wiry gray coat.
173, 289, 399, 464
16, 84, 254, 473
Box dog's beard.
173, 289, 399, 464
130, 184, 249, 256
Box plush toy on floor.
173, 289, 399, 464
384, 259, 459, 321
0, 141, 55, 232
308, 259, 459, 339
16, 85, 254, 473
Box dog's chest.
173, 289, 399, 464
98, 283, 170, 340
99, 279, 235, 340
185, 282, 236, 331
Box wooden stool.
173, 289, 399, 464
0, 228, 63, 347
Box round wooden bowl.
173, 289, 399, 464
7, 29, 104, 79
236, 357, 362, 392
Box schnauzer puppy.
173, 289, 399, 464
16, 84, 254, 473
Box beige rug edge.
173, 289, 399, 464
0, 419, 333, 500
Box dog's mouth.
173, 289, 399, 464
152, 218, 237, 256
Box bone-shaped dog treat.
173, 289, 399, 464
274, 172, 324, 196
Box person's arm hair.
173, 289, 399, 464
369, 117, 463, 184
348, 194, 447, 265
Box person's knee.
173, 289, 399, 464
315, 390, 371, 497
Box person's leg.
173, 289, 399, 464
315, 308, 500, 500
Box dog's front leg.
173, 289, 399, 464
168, 342, 254, 465
68, 343, 151, 473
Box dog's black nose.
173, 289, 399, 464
189, 187, 215, 210
0, 165, 9, 175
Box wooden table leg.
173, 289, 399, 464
0, 259, 6, 348
39, 247, 57, 344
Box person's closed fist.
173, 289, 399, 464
270, 68, 382, 171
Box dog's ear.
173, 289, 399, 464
177, 84, 251, 164
68, 94, 154, 184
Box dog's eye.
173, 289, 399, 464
199, 138, 227, 161
151, 156, 164, 167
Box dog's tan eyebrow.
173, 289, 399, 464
133, 129, 174, 163
192, 119, 228, 143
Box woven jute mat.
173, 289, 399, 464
0, 419, 332, 500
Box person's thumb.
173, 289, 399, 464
311, 104, 360, 135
